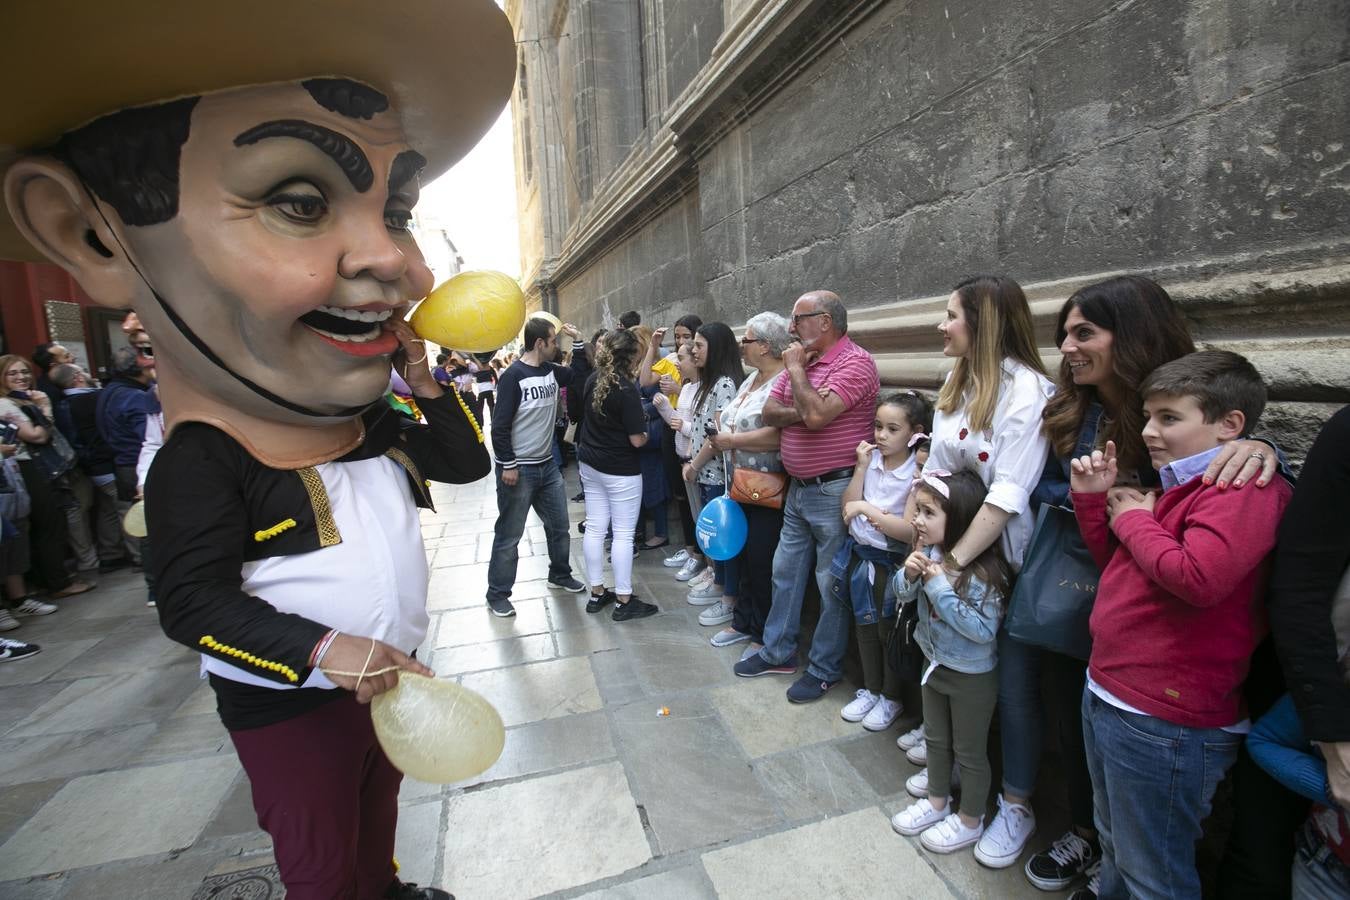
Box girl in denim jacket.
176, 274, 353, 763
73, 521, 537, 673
889, 470, 1011, 857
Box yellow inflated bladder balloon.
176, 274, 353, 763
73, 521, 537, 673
123, 500, 147, 538
409, 270, 526, 352
370, 673, 506, 783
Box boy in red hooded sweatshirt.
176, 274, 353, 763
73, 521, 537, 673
1069, 350, 1293, 900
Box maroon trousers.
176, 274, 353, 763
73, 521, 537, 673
230, 694, 402, 899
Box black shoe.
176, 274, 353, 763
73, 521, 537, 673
548, 575, 586, 593
385, 879, 453, 900
571, 491, 585, 502
577, 520, 586, 534
785, 673, 836, 703
1026, 831, 1100, 891
98, 556, 132, 574
586, 590, 617, 614
0, 637, 41, 663
486, 596, 516, 617
611, 596, 658, 621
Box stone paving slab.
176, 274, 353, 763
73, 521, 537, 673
458, 655, 602, 727
701, 808, 955, 899
440, 761, 651, 899
0, 755, 239, 879
611, 693, 781, 855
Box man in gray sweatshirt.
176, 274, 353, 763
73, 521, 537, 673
485, 318, 587, 616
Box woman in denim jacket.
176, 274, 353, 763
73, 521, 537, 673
889, 470, 1010, 857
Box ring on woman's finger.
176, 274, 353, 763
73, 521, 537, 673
1249, 451, 1266, 461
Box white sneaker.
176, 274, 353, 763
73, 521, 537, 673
907, 764, 960, 798
906, 738, 928, 766
974, 795, 1036, 869
897, 723, 925, 751
840, 689, 880, 723
686, 582, 722, 606
862, 696, 903, 731
698, 598, 734, 625
689, 567, 715, 589
15, 597, 58, 616
710, 628, 750, 647
674, 558, 705, 582
663, 548, 690, 568
920, 814, 984, 854
891, 797, 952, 836
0, 608, 19, 632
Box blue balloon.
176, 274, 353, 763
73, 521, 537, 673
696, 495, 748, 561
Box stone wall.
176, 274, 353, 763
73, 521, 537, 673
510, 0, 1350, 455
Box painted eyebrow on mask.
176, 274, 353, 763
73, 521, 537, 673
233, 119, 374, 192
388, 150, 428, 195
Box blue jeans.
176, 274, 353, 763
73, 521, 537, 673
1082, 687, 1242, 900
486, 463, 573, 603
698, 482, 739, 595
998, 633, 1095, 829
758, 478, 850, 667
1292, 817, 1350, 900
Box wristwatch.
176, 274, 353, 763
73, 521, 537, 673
942, 550, 964, 572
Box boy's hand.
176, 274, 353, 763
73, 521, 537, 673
855, 440, 875, 466
1070, 440, 1119, 494
1107, 487, 1156, 525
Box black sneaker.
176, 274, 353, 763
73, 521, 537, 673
786, 673, 837, 703
98, 556, 133, 574
0, 637, 41, 662
586, 590, 616, 614
1026, 830, 1100, 891
486, 596, 516, 618
611, 596, 658, 621
1066, 861, 1100, 900
384, 879, 453, 900
548, 575, 586, 593
571, 491, 585, 502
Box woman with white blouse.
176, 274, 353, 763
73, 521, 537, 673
912, 275, 1053, 574
901, 275, 1053, 843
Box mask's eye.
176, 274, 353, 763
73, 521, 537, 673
385, 209, 414, 231
268, 190, 328, 224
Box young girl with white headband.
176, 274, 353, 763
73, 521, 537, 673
889, 469, 1011, 856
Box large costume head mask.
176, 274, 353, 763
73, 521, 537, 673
1, 0, 514, 428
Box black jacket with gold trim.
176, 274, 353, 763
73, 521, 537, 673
146, 392, 489, 728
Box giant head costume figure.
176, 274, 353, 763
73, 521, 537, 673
2, 0, 515, 466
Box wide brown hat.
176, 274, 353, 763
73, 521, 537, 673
0, 0, 515, 261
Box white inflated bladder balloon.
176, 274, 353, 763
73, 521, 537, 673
370, 673, 505, 783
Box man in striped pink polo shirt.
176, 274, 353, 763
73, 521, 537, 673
734, 290, 880, 681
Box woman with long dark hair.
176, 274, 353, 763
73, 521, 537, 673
577, 330, 658, 620
681, 322, 746, 609
983, 275, 1286, 894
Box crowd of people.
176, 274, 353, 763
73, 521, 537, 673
0, 316, 160, 661
486, 282, 1349, 900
